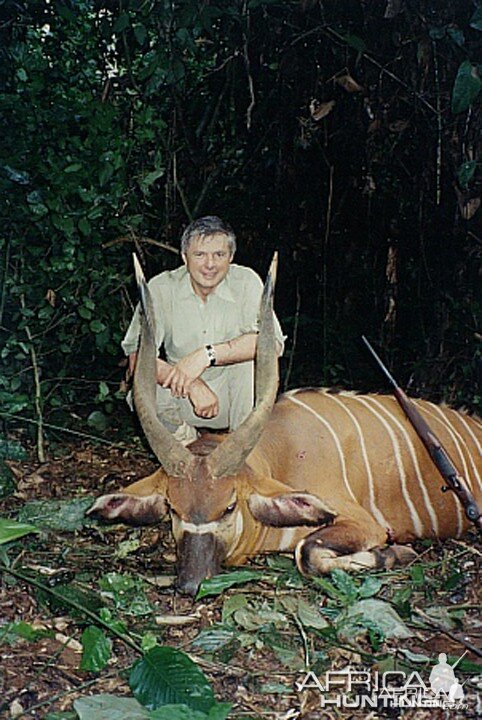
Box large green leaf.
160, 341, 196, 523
36, 582, 104, 617
129, 647, 215, 712
0, 619, 52, 645
80, 625, 112, 672
18, 497, 93, 532
296, 599, 329, 630
0, 518, 38, 545
457, 160, 477, 189
191, 626, 236, 652
74, 694, 149, 719
149, 703, 232, 720
196, 569, 261, 600
330, 569, 358, 604
470, 6, 482, 31
337, 599, 413, 642
358, 576, 382, 599
451, 61, 481, 114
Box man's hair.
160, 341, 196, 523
180, 216, 236, 255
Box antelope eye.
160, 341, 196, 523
224, 502, 237, 516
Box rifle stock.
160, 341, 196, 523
362, 336, 482, 532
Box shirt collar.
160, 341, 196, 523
177, 265, 236, 303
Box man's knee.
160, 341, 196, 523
227, 362, 254, 429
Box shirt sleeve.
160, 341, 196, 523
240, 269, 286, 357
121, 303, 142, 356
120, 276, 166, 356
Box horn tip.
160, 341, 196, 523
269, 251, 278, 285
133, 254, 145, 287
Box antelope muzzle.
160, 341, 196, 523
176, 531, 226, 597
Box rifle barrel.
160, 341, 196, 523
361, 335, 399, 390
362, 335, 482, 532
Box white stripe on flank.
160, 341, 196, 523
227, 513, 244, 556
454, 412, 482, 454
414, 402, 470, 534
286, 395, 358, 503
323, 393, 389, 528
353, 396, 423, 536
426, 403, 482, 494
367, 397, 439, 535
454, 412, 482, 492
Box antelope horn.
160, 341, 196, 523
207, 252, 279, 478
132, 254, 194, 477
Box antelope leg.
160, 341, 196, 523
295, 514, 417, 575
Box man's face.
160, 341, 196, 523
182, 233, 234, 298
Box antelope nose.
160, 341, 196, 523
176, 576, 200, 597
176, 531, 223, 597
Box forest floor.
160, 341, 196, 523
0, 438, 480, 720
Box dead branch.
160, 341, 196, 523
103, 236, 179, 255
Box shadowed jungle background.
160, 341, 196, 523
0, 0, 481, 447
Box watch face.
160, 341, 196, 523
206, 345, 216, 366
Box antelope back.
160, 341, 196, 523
265, 389, 482, 541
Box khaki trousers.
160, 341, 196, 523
154, 361, 254, 433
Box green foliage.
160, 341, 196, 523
0, 518, 38, 544
73, 695, 231, 720
150, 704, 231, 720
1, 0, 480, 439
457, 159, 478, 188
99, 572, 153, 616
129, 646, 216, 712
0, 436, 28, 460
470, 5, 482, 31
80, 625, 113, 672
74, 694, 150, 719
18, 497, 93, 531
312, 568, 382, 606
0, 462, 16, 499
196, 568, 262, 599
451, 60, 482, 113
336, 598, 413, 644
35, 581, 104, 617
0, 619, 52, 645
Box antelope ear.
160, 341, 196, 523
247, 492, 337, 527
87, 493, 168, 525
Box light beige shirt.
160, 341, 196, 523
121, 263, 285, 380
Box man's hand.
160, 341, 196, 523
162, 348, 209, 397
156, 358, 173, 385
188, 380, 219, 419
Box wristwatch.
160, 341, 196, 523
205, 344, 216, 367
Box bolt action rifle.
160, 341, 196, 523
362, 336, 482, 532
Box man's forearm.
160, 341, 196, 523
209, 333, 282, 365
210, 333, 257, 366
129, 352, 211, 395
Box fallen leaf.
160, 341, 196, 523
335, 73, 364, 93
309, 99, 335, 121
460, 197, 480, 220
9, 700, 24, 718
389, 120, 410, 132
55, 632, 83, 652
45, 288, 56, 307
155, 613, 201, 626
